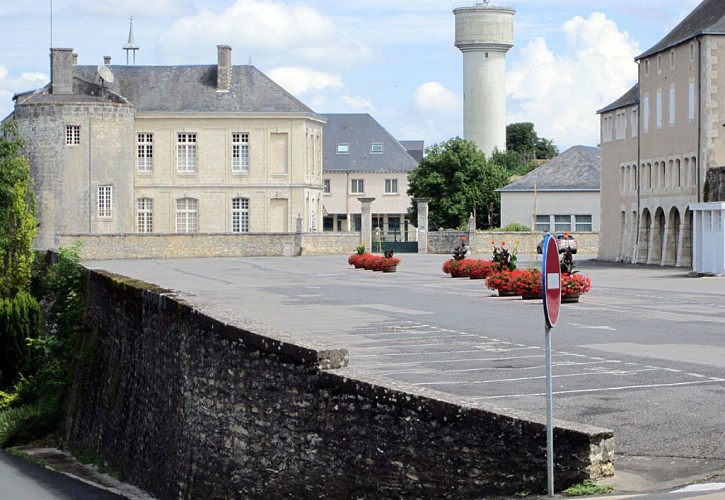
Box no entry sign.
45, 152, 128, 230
542, 234, 561, 328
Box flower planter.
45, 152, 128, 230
497, 289, 519, 297
382, 266, 397, 273
562, 293, 580, 303
521, 292, 542, 300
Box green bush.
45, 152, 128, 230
0, 403, 59, 448
501, 222, 531, 232
0, 290, 41, 389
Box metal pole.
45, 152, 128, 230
545, 323, 554, 497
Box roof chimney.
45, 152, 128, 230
103, 56, 111, 65
217, 45, 232, 92
50, 48, 75, 95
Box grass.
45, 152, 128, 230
5, 447, 48, 468
563, 480, 615, 496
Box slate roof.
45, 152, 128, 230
399, 140, 425, 163
597, 83, 640, 114
17, 64, 316, 115
637, 0, 725, 60
497, 145, 601, 192
322, 114, 420, 173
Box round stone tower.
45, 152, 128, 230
453, 2, 515, 156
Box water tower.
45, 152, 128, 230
453, 1, 515, 156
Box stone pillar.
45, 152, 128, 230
293, 214, 303, 256
358, 197, 375, 252
415, 198, 430, 254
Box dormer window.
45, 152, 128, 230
336, 144, 349, 154
370, 143, 383, 154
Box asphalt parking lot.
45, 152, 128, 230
86, 254, 725, 474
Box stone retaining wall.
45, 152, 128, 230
65, 270, 614, 499
428, 231, 600, 256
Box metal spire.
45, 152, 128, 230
123, 16, 139, 65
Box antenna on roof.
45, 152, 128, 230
123, 15, 139, 65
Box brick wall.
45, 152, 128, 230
64, 270, 614, 499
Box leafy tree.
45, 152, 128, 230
407, 137, 509, 230
489, 149, 537, 178
0, 119, 37, 298
506, 122, 558, 162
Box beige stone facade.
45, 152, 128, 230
598, 1, 725, 267
11, 46, 325, 252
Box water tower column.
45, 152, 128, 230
453, 3, 515, 156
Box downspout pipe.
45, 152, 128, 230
696, 36, 703, 203
634, 62, 642, 264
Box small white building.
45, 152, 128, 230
690, 202, 725, 275
497, 145, 600, 233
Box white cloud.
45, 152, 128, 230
340, 96, 376, 113
414, 81, 461, 116
73, 0, 193, 18
267, 67, 342, 95
507, 12, 640, 150
0, 68, 50, 119
159, 0, 372, 68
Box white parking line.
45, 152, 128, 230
414, 367, 664, 386
472, 379, 725, 400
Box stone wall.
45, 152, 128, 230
428, 231, 600, 256
705, 166, 725, 202
65, 270, 614, 499
59, 232, 360, 259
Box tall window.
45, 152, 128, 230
97, 186, 112, 218
323, 179, 331, 194
669, 85, 676, 126
631, 107, 639, 137
689, 80, 696, 122
385, 178, 398, 194
231, 197, 250, 233
350, 179, 364, 194
177, 133, 197, 172
615, 111, 626, 140
137, 133, 153, 171
176, 198, 198, 233
137, 198, 153, 233
602, 114, 613, 143
65, 125, 80, 145
643, 95, 650, 133
656, 88, 663, 129
232, 133, 249, 172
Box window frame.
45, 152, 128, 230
176, 197, 199, 233
176, 132, 198, 173
231, 197, 250, 233
384, 178, 399, 194
322, 179, 331, 194
66, 125, 80, 145
97, 185, 112, 218
350, 178, 364, 195
137, 133, 153, 172
370, 143, 383, 154
231, 132, 250, 172
136, 197, 153, 233
336, 144, 350, 155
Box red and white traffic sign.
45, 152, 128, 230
542, 233, 561, 328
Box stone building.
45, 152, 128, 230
598, 0, 725, 267
321, 114, 420, 243
9, 45, 325, 251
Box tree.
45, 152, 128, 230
0, 119, 40, 389
407, 137, 509, 230
506, 122, 558, 162
0, 119, 37, 298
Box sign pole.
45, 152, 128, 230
541, 233, 561, 498
545, 323, 554, 497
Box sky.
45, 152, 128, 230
0, 0, 703, 153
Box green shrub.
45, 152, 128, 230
0, 290, 41, 389
501, 222, 531, 232
0, 403, 59, 448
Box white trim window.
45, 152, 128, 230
97, 185, 112, 218
384, 178, 399, 194
656, 88, 663, 129
66, 125, 80, 145
643, 95, 650, 133
232, 132, 249, 172
669, 84, 676, 127
231, 197, 249, 233
136, 197, 153, 233
575, 214, 593, 232
631, 106, 639, 138
323, 179, 331, 194
350, 178, 364, 194
176, 198, 198, 233
176, 132, 197, 172
137, 133, 153, 172
370, 143, 383, 154
615, 110, 626, 140
336, 144, 350, 154
689, 79, 696, 122
602, 114, 613, 143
